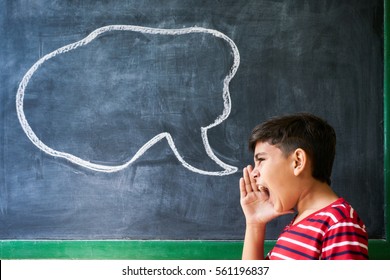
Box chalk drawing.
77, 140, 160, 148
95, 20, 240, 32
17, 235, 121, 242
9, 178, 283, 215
16, 25, 240, 176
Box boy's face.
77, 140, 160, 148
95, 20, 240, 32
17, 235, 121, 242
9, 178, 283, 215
251, 141, 299, 213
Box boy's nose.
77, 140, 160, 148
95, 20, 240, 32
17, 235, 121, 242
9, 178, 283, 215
250, 166, 260, 179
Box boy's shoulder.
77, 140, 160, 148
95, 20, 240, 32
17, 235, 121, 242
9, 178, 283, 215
310, 197, 364, 228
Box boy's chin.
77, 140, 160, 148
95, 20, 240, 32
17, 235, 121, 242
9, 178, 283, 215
273, 202, 286, 214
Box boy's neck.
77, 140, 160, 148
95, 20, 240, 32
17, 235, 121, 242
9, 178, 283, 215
293, 180, 339, 224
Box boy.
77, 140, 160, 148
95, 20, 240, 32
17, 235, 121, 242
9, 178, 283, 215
240, 113, 368, 260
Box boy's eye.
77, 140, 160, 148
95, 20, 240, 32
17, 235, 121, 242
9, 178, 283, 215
255, 157, 265, 163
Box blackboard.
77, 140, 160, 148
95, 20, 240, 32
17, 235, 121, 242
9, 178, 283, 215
0, 0, 388, 258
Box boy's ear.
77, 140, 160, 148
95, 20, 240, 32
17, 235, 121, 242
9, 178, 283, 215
292, 148, 307, 176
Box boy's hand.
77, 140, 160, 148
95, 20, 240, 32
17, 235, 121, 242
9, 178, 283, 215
239, 165, 292, 225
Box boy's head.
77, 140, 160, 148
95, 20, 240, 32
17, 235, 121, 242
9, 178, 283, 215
249, 113, 336, 185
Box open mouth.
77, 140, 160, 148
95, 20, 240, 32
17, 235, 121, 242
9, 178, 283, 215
259, 186, 270, 197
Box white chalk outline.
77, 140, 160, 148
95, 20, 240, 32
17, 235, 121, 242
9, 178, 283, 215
16, 25, 240, 176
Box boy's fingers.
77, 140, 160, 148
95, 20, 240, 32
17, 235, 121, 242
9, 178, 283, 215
243, 166, 255, 193
247, 165, 257, 187
239, 178, 247, 198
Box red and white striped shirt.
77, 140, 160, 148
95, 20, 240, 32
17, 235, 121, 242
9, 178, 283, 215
267, 198, 368, 260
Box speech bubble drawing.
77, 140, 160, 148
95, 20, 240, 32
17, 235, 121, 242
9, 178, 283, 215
16, 25, 240, 176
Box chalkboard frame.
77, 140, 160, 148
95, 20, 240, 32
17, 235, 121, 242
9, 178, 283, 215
0, 0, 389, 260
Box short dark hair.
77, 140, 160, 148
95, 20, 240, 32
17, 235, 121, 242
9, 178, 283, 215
249, 113, 336, 185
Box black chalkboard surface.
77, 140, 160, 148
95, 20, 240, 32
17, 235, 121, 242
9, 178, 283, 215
0, 0, 384, 243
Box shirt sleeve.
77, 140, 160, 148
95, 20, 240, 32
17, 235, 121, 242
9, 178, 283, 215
320, 218, 368, 260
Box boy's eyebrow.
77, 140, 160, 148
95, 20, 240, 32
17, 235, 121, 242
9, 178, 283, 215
254, 152, 267, 158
